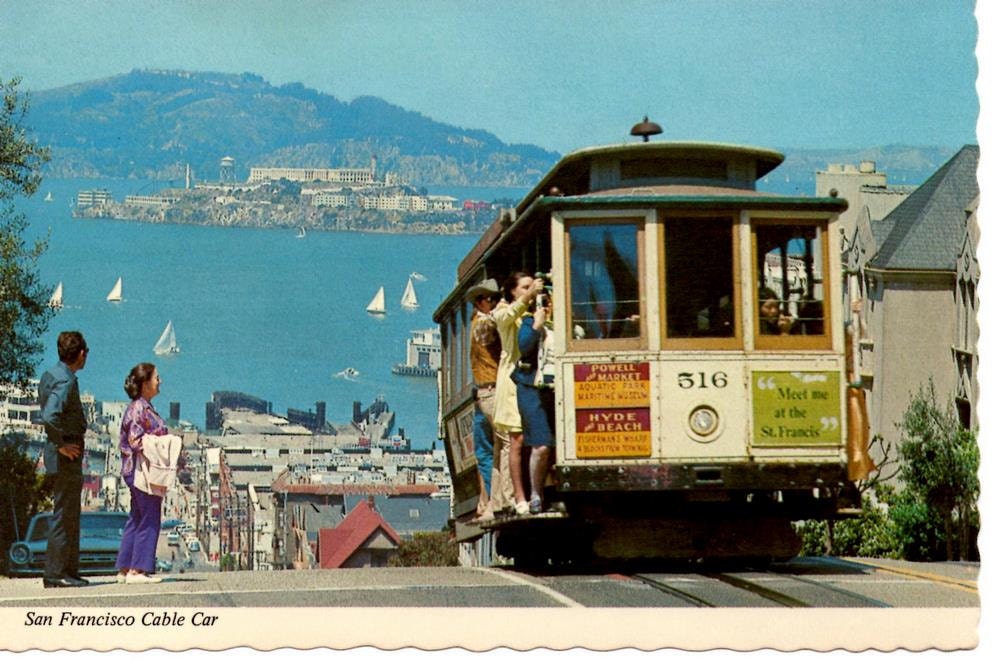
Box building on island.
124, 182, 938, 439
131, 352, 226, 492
248, 156, 378, 186
76, 189, 114, 207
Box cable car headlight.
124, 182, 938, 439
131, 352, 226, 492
689, 406, 720, 437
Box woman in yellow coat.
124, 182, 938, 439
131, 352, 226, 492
493, 271, 545, 515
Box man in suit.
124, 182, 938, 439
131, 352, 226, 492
37, 331, 90, 588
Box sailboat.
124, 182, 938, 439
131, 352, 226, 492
44, 192, 53, 202
400, 277, 419, 310
48, 282, 64, 309
153, 321, 180, 355
106, 277, 123, 302
296, 226, 306, 238
409, 271, 427, 281
366, 286, 386, 315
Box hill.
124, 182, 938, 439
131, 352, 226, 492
26, 69, 960, 189
27, 69, 560, 186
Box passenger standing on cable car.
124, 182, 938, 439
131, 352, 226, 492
512, 293, 556, 514
466, 278, 506, 520
493, 271, 545, 515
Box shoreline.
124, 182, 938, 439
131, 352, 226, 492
72, 205, 485, 236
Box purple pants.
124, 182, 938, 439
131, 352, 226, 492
115, 479, 163, 573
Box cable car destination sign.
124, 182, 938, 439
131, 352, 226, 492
573, 362, 651, 457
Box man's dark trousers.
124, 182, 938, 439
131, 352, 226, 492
45, 447, 83, 580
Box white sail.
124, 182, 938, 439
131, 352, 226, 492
44, 192, 53, 202
401, 278, 419, 309
48, 282, 63, 309
153, 320, 180, 355
106, 277, 123, 302
366, 286, 386, 314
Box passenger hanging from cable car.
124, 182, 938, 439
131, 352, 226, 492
512, 287, 556, 515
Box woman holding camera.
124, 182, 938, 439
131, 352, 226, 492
512, 294, 556, 514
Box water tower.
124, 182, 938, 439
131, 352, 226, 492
219, 156, 236, 184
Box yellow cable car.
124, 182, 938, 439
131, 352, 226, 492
434, 133, 864, 565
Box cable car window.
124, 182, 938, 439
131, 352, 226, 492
567, 222, 641, 341
664, 217, 735, 339
754, 222, 827, 340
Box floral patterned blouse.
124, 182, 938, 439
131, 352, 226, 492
119, 398, 169, 482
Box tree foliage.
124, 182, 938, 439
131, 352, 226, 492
799, 381, 979, 561
1, 77, 52, 396
0, 433, 52, 575
388, 530, 458, 567
896, 381, 979, 560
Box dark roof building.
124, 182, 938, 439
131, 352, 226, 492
844, 144, 979, 472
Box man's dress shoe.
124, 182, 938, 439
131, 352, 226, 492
43, 577, 88, 588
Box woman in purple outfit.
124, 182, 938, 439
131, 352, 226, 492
115, 363, 168, 584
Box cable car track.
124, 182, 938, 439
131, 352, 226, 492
626, 568, 893, 608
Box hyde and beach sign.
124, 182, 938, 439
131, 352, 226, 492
752, 371, 842, 445
573, 362, 651, 458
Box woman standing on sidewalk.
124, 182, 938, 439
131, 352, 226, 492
115, 363, 169, 584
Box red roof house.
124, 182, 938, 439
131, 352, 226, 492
317, 497, 402, 568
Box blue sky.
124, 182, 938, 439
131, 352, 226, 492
0, 0, 981, 154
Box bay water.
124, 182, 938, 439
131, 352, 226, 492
19, 179, 529, 449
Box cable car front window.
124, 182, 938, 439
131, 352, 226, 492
567, 222, 641, 341
755, 223, 826, 338
665, 217, 735, 339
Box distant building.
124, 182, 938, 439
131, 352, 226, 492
76, 189, 113, 207
844, 145, 979, 467
270, 470, 440, 569
316, 497, 402, 568
0, 380, 42, 437
427, 195, 457, 211
248, 165, 376, 186
392, 328, 441, 377
815, 161, 913, 251
123, 194, 180, 207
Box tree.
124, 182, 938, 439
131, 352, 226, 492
388, 530, 458, 567
1, 77, 52, 398
797, 382, 980, 562
0, 433, 52, 575
896, 381, 979, 561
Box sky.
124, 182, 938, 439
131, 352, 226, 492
0, 0, 982, 154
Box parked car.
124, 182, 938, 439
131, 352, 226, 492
6, 511, 129, 577
166, 532, 180, 546
156, 558, 173, 572
188, 541, 200, 552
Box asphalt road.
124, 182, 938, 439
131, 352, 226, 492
0, 556, 979, 608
